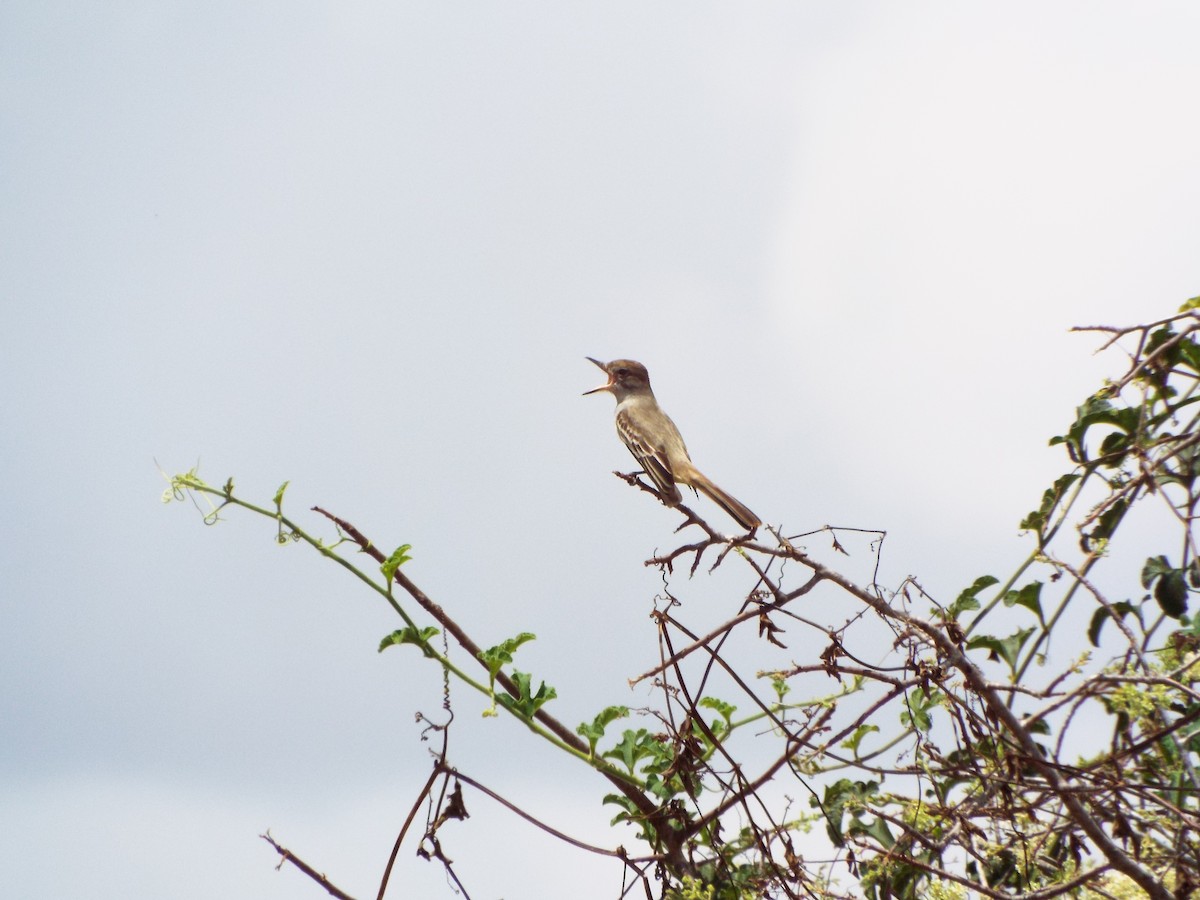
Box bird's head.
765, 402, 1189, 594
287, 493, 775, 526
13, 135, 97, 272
583, 358, 652, 400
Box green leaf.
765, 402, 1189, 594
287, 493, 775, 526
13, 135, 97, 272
950, 575, 998, 617
849, 815, 895, 849
1098, 430, 1131, 457
1159, 441, 1200, 489
1026, 716, 1051, 735
1156, 570, 1189, 618
816, 778, 879, 847
900, 688, 943, 732
1178, 335, 1200, 375
1052, 395, 1140, 466
273, 481, 290, 506
378, 625, 440, 656
602, 728, 664, 774
381, 543, 413, 586
1141, 555, 1190, 618
985, 848, 1019, 889
770, 676, 790, 702
1082, 498, 1128, 552
1087, 601, 1141, 646
1142, 555, 1174, 589
967, 628, 1035, 673
601, 793, 647, 835
478, 632, 537, 681
643, 773, 671, 800
1020, 473, 1080, 541
1145, 323, 1178, 357
1002, 581, 1044, 623
497, 668, 557, 718
576, 706, 630, 755
840, 724, 879, 755
698, 696, 736, 727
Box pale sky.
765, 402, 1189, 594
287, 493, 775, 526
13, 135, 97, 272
3, 4, 1199, 898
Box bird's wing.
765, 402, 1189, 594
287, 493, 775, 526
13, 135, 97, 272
616, 408, 683, 503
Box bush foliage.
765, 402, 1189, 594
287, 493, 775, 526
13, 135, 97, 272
169, 303, 1200, 900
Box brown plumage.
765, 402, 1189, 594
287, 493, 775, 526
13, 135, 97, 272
584, 358, 761, 532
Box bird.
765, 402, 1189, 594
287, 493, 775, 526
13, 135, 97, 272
583, 357, 761, 532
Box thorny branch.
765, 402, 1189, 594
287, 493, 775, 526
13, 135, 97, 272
603, 308, 1200, 898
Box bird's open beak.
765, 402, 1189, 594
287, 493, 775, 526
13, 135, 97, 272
582, 357, 613, 395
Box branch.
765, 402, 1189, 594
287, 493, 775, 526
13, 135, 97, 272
261, 831, 358, 900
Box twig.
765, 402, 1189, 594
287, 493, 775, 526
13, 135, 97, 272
261, 831, 359, 900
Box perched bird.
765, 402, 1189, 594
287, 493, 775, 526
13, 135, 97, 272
583, 357, 761, 532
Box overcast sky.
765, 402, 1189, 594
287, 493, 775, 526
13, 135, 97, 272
4, 3, 1200, 898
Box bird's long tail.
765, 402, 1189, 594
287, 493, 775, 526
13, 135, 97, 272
690, 471, 761, 532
